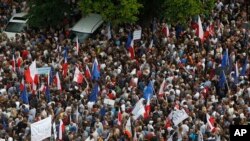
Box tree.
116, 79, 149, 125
79, 0, 142, 26
163, 0, 215, 25
27, 0, 70, 28
138, 0, 165, 26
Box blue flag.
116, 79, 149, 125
49, 66, 54, 85
89, 83, 99, 102
218, 71, 226, 88
2, 117, 7, 129
100, 107, 106, 117
221, 49, 229, 68
45, 86, 51, 103
125, 33, 132, 49
21, 85, 29, 104
143, 81, 154, 99
233, 62, 239, 84
64, 47, 68, 62
240, 57, 247, 76
92, 59, 100, 80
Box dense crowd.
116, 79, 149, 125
0, 0, 249, 141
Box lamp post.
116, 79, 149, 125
245, 0, 249, 21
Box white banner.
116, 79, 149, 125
37, 67, 51, 75
31, 116, 52, 141
172, 109, 189, 126
133, 30, 142, 40
104, 98, 115, 106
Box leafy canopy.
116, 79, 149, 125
27, 0, 70, 28
79, 0, 142, 26
163, 0, 215, 25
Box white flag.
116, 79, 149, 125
31, 116, 52, 141
53, 122, 57, 140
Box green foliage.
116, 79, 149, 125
79, 0, 142, 26
138, 0, 165, 24
27, 0, 70, 28
203, 0, 216, 16
163, 0, 215, 25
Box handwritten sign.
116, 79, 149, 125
104, 98, 115, 106
37, 67, 51, 75
172, 109, 189, 126
133, 30, 142, 40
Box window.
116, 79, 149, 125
5, 22, 26, 33
70, 30, 90, 43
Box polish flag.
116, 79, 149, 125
12, 55, 16, 71
20, 78, 25, 91
76, 36, 79, 55
133, 130, 137, 141
16, 56, 22, 70
24, 60, 39, 84
124, 117, 132, 138
62, 63, 68, 78
129, 77, 138, 87
144, 98, 150, 119
197, 15, 204, 41
55, 72, 62, 91
204, 23, 214, 40
158, 79, 166, 97
39, 83, 46, 92
174, 102, 180, 110
165, 112, 173, 129
73, 66, 84, 84
85, 65, 91, 79
58, 119, 65, 140
32, 82, 37, 93
128, 39, 135, 59
162, 23, 170, 37
207, 24, 214, 36
206, 113, 215, 132
149, 39, 153, 48
117, 109, 122, 126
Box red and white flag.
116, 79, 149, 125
149, 39, 153, 48
158, 79, 166, 97
197, 15, 204, 41
85, 65, 91, 79
144, 98, 150, 119
12, 55, 16, 72
129, 77, 138, 87
55, 72, 62, 91
124, 117, 132, 138
206, 113, 215, 132
73, 66, 84, 84
39, 83, 46, 92
162, 23, 170, 37
117, 109, 122, 126
133, 130, 137, 141
20, 78, 25, 91
58, 119, 65, 140
16, 55, 22, 70
128, 39, 135, 59
76, 36, 79, 55
62, 62, 68, 78
24, 60, 39, 84
165, 112, 173, 129
204, 23, 214, 40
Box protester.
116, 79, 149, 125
0, 0, 249, 141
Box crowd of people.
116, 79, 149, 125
0, 0, 249, 141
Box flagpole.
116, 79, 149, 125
152, 82, 159, 105
222, 70, 230, 92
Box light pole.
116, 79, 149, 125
247, 0, 249, 21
